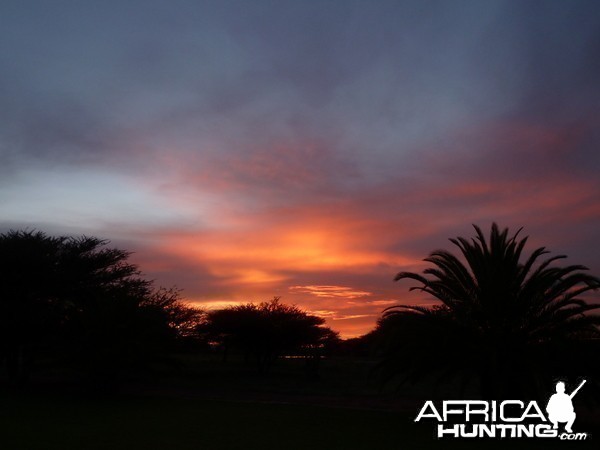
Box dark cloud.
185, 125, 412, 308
2, 1, 598, 172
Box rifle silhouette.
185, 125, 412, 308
569, 380, 586, 399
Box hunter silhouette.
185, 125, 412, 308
546, 380, 586, 433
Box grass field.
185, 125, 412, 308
1, 390, 597, 450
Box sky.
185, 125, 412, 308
1, 0, 600, 337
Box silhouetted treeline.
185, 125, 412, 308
0, 230, 343, 389
4, 224, 599, 402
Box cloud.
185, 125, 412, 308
369, 300, 399, 306
332, 314, 376, 321
289, 285, 372, 299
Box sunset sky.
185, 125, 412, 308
1, 0, 600, 337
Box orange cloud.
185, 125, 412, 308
289, 285, 372, 299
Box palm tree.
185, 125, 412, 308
377, 223, 600, 399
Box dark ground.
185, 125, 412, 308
1, 355, 598, 449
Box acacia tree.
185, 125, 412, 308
140, 287, 206, 349
377, 224, 600, 399
0, 230, 202, 387
204, 298, 338, 373
0, 231, 67, 385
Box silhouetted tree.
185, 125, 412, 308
204, 298, 339, 374
0, 231, 67, 385
0, 230, 202, 388
377, 224, 600, 399
63, 283, 202, 388
141, 287, 206, 349
335, 330, 380, 358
